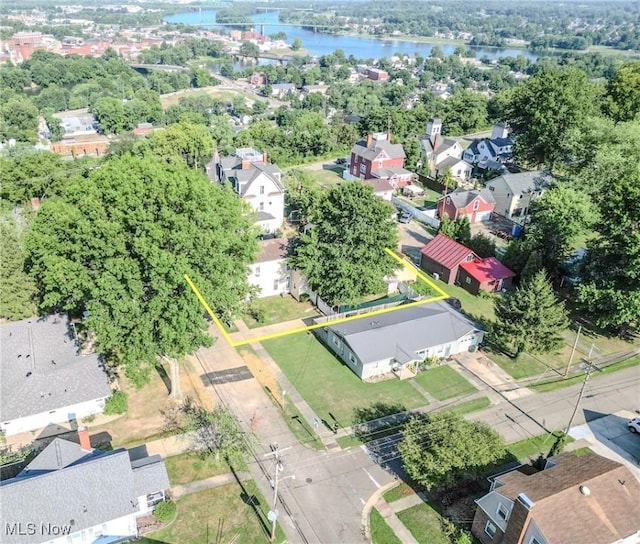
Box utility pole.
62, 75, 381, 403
564, 324, 582, 377
564, 359, 602, 435
264, 444, 293, 542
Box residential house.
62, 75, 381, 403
208, 148, 285, 233
463, 122, 514, 169
419, 233, 477, 284
301, 84, 329, 97
348, 132, 413, 188
248, 237, 291, 298
472, 451, 640, 544
270, 83, 297, 99
0, 315, 111, 437
458, 258, 516, 294
367, 68, 389, 81
437, 188, 495, 223
1, 428, 170, 544
420, 118, 473, 180
486, 170, 551, 220
319, 302, 484, 380
363, 178, 394, 201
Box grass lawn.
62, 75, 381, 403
431, 278, 496, 326
243, 294, 319, 329
140, 481, 286, 544
486, 346, 565, 380
370, 508, 402, 544
164, 452, 239, 486
383, 482, 415, 503
443, 396, 491, 416
530, 355, 640, 393
505, 432, 574, 462
414, 365, 477, 400
298, 166, 344, 189
262, 332, 426, 426
419, 188, 443, 209
397, 502, 450, 544
159, 87, 252, 109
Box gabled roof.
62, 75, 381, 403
230, 162, 284, 196
352, 138, 406, 162
489, 137, 513, 148
0, 315, 111, 422
254, 237, 290, 263
0, 440, 169, 543
459, 258, 515, 283
488, 170, 551, 195
421, 136, 458, 155
363, 178, 394, 193
420, 234, 476, 270
435, 155, 469, 170
327, 301, 482, 365
441, 188, 495, 209
373, 166, 413, 179
491, 452, 640, 544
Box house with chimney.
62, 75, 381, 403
208, 147, 285, 233
486, 170, 551, 220
0, 315, 111, 437
420, 118, 473, 180
348, 132, 413, 188
472, 451, 640, 544
0, 428, 170, 544
463, 122, 515, 170
437, 188, 496, 223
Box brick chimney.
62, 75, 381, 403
433, 133, 440, 153
502, 493, 535, 544
262, 151, 268, 164
241, 159, 250, 170
78, 426, 92, 452
367, 134, 373, 147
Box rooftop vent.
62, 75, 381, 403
579, 485, 591, 496
516, 493, 535, 510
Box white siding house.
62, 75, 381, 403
248, 238, 291, 298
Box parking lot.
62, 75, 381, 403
569, 410, 640, 478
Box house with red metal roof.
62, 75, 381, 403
458, 257, 516, 295
420, 234, 477, 284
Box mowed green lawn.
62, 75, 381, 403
413, 365, 477, 400
262, 332, 426, 426
396, 503, 450, 544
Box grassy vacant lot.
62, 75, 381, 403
414, 365, 477, 400
164, 452, 238, 486
140, 481, 286, 544
243, 294, 319, 328
397, 502, 450, 544
262, 332, 426, 426
506, 432, 574, 462
299, 165, 344, 189
159, 87, 253, 109
370, 508, 402, 544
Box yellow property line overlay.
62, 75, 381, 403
185, 248, 449, 347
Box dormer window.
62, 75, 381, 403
497, 503, 509, 521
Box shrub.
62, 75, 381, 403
103, 390, 128, 415
153, 500, 176, 523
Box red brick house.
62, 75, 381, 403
367, 68, 389, 81
472, 451, 640, 544
419, 234, 477, 284
349, 133, 413, 188
437, 188, 496, 223
458, 258, 515, 294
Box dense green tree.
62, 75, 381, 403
0, 217, 37, 321
92, 96, 124, 134
604, 62, 640, 122
520, 250, 544, 283
146, 122, 214, 170
0, 97, 39, 142
526, 186, 594, 278
290, 182, 398, 306
25, 154, 258, 385
399, 412, 505, 490
291, 38, 303, 51
285, 169, 322, 226
438, 215, 471, 245
467, 233, 496, 259
190, 67, 212, 88
493, 270, 569, 358
505, 67, 598, 168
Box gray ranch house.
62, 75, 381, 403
319, 301, 484, 381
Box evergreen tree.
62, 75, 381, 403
493, 270, 569, 358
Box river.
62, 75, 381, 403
164, 10, 539, 62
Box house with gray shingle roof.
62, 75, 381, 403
0, 315, 111, 437
319, 301, 484, 380
207, 147, 285, 233
348, 133, 413, 188
0, 431, 170, 544
486, 170, 551, 220
420, 118, 472, 179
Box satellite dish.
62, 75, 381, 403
267, 510, 278, 522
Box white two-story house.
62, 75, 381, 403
420, 118, 473, 180
248, 237, 291, 298
208, 148, 285, 234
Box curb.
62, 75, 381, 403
361, 480, 400, 543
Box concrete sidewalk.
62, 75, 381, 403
171, 471, 252, 498
228, 316, 313, 343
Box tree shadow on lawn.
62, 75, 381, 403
229, 464, 270, 539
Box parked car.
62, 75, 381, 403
398, 211, 412, 223
628, 417, 640, 433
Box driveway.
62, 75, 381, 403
397, 220, 434, 264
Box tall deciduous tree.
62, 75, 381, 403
399, 412, 505, 490
505, 66, 597, 168
493, 270, 569, 358
0, 97, 39, 143
605, 62, 640, 123
146, 122, 214, 170
290, 182, 398, 306
526, 185, 594, 278
25, 154, 258, 385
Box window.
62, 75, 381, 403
485, 521, 497, 539
259, 202, 264, 211
360, 163, 366, 173
349, 353, 356, 363
332, 335, 340, 346
497, 503, 509, 521
465, 276, 471, 284
260, 185, 265, 194
473, 199, 479, 210
489, 186, 494, 191
273, 279, 279, 290
255, 266, 260, 277
529, 539, 542, 544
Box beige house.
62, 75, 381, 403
485, 170, 551, 220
